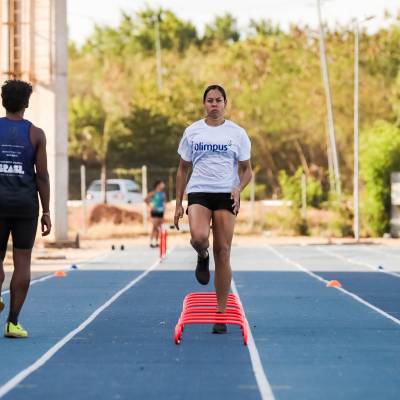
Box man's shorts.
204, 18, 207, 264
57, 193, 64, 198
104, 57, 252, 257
0, 218, 38, 251
187, 192, 237, 215
151, 210, 164, 219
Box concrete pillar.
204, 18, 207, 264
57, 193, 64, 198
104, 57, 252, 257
390, 172, 400, 238
0, 0, 68, 241
32, 0, 68, 241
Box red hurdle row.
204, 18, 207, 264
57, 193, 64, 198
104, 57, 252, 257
174, 292, 248, 345
159, 229, 167, 259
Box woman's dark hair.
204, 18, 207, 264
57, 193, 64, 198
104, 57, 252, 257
1, 79, 33, 113
153, 180, 164, 189
203, 84, 227, 103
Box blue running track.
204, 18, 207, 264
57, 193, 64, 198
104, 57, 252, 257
0, 245, 399, 399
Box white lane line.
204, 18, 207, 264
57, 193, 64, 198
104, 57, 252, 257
315, 246, 400, 279
231, 280, 276, 400
266, 245, 400, 327
0, 250, 170, 399
1, 251, 111, 296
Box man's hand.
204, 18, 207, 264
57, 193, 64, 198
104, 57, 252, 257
41, 214, 52, 236
174, 204, 184, 230
231, 187, 241, 215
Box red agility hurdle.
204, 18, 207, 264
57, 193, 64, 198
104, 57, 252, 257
174, 292, 248, 345
159, 229, 167, 259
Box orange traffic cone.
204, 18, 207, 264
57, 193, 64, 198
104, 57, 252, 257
326, 280, 341, 288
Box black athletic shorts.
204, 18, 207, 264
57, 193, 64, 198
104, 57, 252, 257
187, 192, 237, 215
151, 210, 164, 218
0, 218, 38, 251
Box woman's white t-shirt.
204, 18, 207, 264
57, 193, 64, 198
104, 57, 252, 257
177, 119, 251, 193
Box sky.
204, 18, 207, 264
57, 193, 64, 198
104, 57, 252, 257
67, 0, 400, 45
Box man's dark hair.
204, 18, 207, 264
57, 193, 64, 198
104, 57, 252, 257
203, 84, 227, 103
1, 79, 33, 113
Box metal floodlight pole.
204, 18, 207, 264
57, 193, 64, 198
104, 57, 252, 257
354, 20, 359, 241
353, 16, 375, 242
326, 125, 335, 193
80, 164, 87, 234
250, 172, 255, 229
316, 0, 341, 196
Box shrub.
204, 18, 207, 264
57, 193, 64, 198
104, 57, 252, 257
278, 167, 324, 208
326, 194, 354, 237
359, 121, 400, 236
241, 183, 267, 200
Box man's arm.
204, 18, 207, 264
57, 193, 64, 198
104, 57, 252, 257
174, 159, 191, 230
33, 127, 52, 236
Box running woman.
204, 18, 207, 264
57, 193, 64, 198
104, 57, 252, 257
0, 80, 51, 338
174, 84, 252, 334
146, 180, 166, 248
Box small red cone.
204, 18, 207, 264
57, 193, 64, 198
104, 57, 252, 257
326, 280, 341, 288
54, 271, 66, 277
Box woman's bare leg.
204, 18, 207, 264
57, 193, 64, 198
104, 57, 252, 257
150, 218, 162, 245
212, 210, 235, 313
188, 205, 212, 258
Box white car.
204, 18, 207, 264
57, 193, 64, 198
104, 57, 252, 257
86, 179, 143, 204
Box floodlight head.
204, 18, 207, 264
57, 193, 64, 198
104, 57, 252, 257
352, 15, 376, 26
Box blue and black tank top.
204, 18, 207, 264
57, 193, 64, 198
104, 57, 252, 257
0, 117, 39, 218
151, 191, 166, 213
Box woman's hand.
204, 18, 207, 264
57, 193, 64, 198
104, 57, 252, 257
174, 204, 185, 230
231, 187, 241, 215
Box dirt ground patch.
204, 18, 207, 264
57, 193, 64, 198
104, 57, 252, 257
65, 201, 398, 241
89, 204, 142, 225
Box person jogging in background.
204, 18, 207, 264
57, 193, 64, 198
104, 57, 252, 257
146, 180, 166, 248
0, 79, 51, 338
174, 84, 252, 334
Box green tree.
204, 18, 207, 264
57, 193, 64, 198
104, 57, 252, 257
203, 14, 240, 44
82, 8, 198, 58
392, 71, 400, 126
360, 121, 400, 235
68, 9, 400, 219
110, 106, 184, 168
248, 19, 282, 37
135, 8, 198, 52
69, 95, 118, 203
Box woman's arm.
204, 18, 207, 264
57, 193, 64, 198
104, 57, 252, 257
231, 160, 253, 215
174, 158, 192, 230
145, 191, 154, 205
